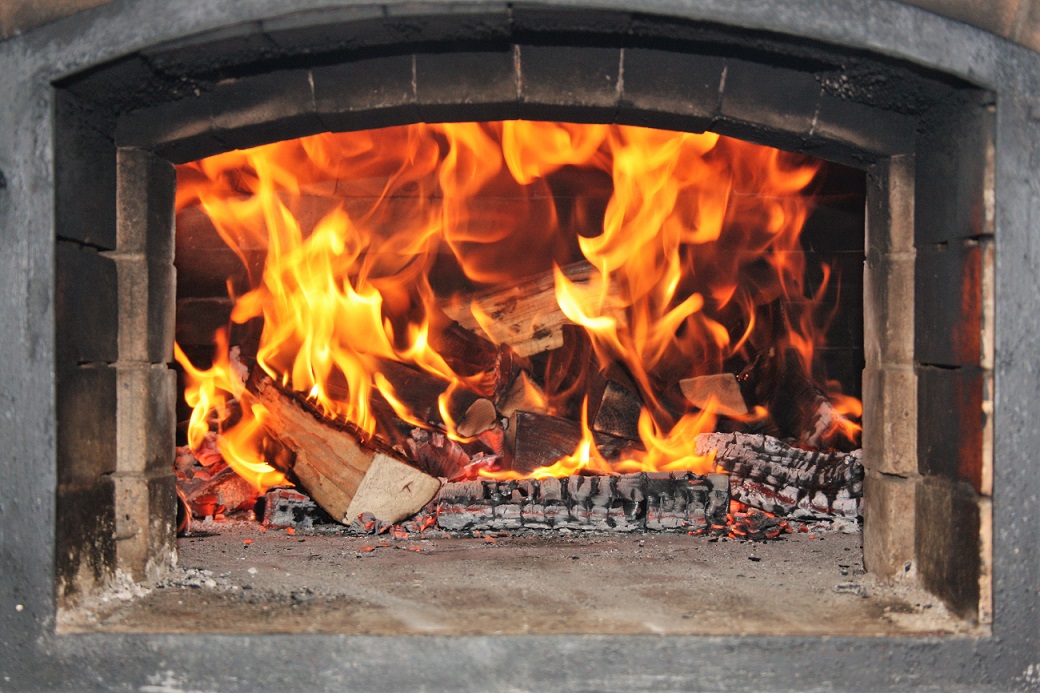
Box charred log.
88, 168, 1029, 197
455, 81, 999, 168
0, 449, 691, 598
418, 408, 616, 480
507, 409, 642, 475
423, 471, 729, 532
696, 431, 863, 518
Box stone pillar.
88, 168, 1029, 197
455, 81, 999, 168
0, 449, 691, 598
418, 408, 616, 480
108, 148, 178, 582
862, 155, 918, 578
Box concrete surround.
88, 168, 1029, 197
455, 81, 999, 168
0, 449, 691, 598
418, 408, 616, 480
0, 1, 1038, 691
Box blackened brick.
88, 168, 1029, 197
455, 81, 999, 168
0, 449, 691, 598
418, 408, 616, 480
313, 54, 419, 133
262, 8, 390, 55
142, 24, 281, 78
416, 50, 517, 123
915, 240, 982, 366
618, 49, 721, 132
813, 95, 916, 156
518, 45, 620, 121
915, 476, 983, 620
56, 478, 116, 603
115, 95, 227, 164
57, 364, 117, 484
719, 59, 821, 137
916, 91, 994, 245
55, 92, 117, 249
511, 5, 631, 37
918, 366, 984, 492
55, 241, 118, 367
211, 69, 325, 151
384, 6, 511, 45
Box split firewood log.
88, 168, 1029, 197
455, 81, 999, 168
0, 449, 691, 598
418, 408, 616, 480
248, 373, 441, 524
679, 373, 749, 417
497, 370, 549, 419
440, 259, 626, 357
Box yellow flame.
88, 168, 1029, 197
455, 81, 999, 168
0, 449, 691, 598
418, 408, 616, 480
175, 120, 860, 487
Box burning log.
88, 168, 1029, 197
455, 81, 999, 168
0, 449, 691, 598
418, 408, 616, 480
587, 369, 643, 442
507, 409, 641, 475
696, 431, 863, 518
441, 260, 626, 357
371, 358, 498, 437
249, 374, 441, 524
400, 426, 505, 480
534, 324, 598, 422
679, 373, 749, 417
496, 370, 549, 418
765, 347, 855, 450
429, 317, 522, 400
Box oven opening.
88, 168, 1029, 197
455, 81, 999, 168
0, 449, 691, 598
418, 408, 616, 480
51, 22, 993, 638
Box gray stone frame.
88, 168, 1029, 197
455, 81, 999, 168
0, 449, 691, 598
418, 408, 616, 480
0, 1, 1036, 690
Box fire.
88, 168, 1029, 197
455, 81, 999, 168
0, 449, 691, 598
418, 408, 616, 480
175, 121, 860, 490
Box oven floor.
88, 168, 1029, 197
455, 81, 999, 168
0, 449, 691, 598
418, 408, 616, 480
65, 523, 971, 636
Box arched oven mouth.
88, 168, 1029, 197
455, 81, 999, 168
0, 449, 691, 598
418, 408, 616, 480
52, 4, 992, 639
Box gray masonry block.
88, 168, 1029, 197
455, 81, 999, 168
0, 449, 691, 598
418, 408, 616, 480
116, 364, 177, 475
117, 148, 176, 261
113, 471, 178, 582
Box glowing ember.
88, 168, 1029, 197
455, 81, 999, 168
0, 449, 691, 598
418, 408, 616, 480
175, 121, 860, 491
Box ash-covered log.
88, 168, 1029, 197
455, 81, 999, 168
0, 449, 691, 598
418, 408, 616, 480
261, 488, 328, 528
696, 431, 863, 518
425, 471, 730, 532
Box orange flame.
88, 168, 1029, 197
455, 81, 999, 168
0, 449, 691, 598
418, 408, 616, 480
175, 121, 860, 488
